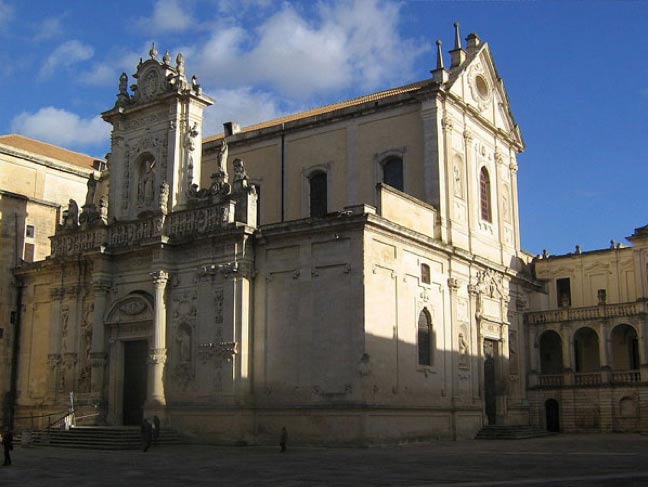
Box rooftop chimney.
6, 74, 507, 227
223, 122, 241, 137
466, 32, 481, 49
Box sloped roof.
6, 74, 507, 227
204, 78, 435, 142
0, 134, 99, 170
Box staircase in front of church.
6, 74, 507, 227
475, 425, 555, 440
21, 426, 187, 449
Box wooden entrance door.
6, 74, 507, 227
483, 339, 497, 425
122, 340, 148, 425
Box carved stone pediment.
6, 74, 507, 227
106, 295, 153, 323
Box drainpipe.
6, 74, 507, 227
281, 123, 285, 222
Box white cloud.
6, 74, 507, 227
11, 107, 109, 149
41, 40, 94, 78
137, 0, 193, 33
34, 16, 64, 41
0, 0, 13, 29
191, 0, 429, 100
203, 88, 285, 136
81, 63, 117, 86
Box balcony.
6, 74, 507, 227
533, 370, 642, 389
526, 301, 646, 325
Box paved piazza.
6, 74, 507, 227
2, 434, 648, 486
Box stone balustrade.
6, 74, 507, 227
534, 369, 642, 388
526, 301, 645, 325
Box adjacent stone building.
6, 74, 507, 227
0, 135, 99, 427
526, 228, 648, 433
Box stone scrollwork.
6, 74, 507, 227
198, 341, 237, 367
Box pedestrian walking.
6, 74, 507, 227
141, 419, 152, 452
279, 426, 287, 452
2, 429, 13, 466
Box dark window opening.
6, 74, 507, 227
25, 224, 35, 239
597, 289, 606, 305
556, 278, 571, 308
309, 172, 327, 218
383, 157, 403, 192
480, 167, 491, 222
417, 309, 433, 366
421, 263, 431, 284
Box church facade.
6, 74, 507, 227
7, 27, 647, 443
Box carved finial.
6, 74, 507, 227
149, 42, 158, 60
610, 239, 616, 249
176, 52, 185, 75
436, 40, 444, 70
575, 245, 582, 254
432, 40, 448, 83
163, 49, 171, 65
454, 22, 461, 50
118, 73, 128, 94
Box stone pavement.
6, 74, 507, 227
2, 434, 648, 486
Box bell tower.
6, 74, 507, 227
102, 43, 214, 221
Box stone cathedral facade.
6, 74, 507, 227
9, 27, 647, 443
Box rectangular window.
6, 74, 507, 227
25, 224, 35, 239
0, 328, 3, 338
23, 243, 35, 262
556, 278, 571, 308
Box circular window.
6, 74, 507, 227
475, 75, 490, 100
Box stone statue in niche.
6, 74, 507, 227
99, 195, 109, 224
453, 163, 463, 198
138, 158, 156, 205
176, 325, 192, 364
458, 331, 469, 369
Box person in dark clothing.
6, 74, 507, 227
279, 426, 287, 453
141, 419, 152, 452
152, 415, 160, 444
3, 430, 13, 466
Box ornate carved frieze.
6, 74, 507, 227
106, 296, 153, 323
148, 348, 167, 365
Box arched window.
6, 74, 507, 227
382, 156, 403, 192
480, 167, 491, 222
420, 263, 431, 284
417, 309, 433, 366
309, 171, 327, 218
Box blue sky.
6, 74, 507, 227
0, 0, 646, 256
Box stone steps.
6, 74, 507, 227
19, 426, 187, 450
475, 425, 555, 440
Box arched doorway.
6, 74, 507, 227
105, 293, 154, 425
611, 324, 639, 370
539, 330, 563, 374
545, 399, 560, 432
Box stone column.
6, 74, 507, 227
147, 270, 168, 407
90, 279, 111, 400
599, 323, 610, 384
